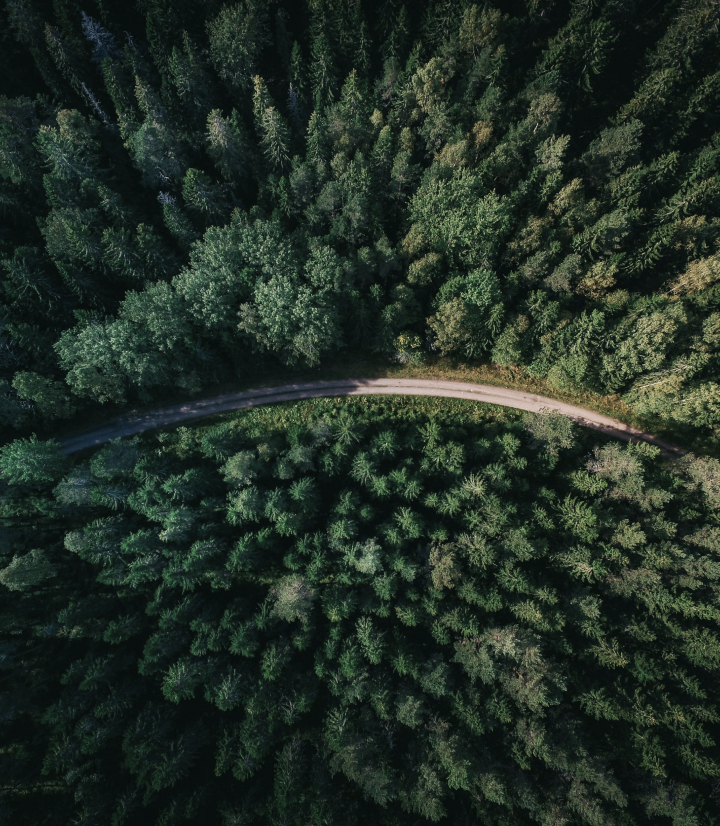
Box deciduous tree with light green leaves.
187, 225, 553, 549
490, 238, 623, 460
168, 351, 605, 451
428, 269, 504, 358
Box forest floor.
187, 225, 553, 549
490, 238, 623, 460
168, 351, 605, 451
58, 366, 689, 458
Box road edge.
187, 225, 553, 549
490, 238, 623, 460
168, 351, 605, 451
59, 378, 688, 458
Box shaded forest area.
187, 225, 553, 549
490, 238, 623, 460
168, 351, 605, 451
1, 397, 720, 824
0, 0, 719, 447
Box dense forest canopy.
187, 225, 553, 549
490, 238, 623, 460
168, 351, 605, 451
1, 396, 720, 824
2, 1, 720, 824
0, 0, 719, 447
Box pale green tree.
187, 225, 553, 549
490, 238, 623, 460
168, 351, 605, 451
0, 435, 68, 485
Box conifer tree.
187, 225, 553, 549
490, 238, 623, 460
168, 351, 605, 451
206, 108, 251, 182
253, 76, 292, 173
182, 167, 228, 222
207, 1, 272, 98
289, 41, 308, 115
310, 30, 338, 112
0, 435, 68, 485
168, 32, 217, 125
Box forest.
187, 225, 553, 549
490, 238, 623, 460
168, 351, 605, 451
1, 397, 720, 824
0, 0, 718, 445
1, 0, 720, 823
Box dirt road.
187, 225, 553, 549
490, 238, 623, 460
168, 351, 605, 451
59, 378, 686, 457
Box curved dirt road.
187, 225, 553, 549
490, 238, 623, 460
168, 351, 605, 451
59, 378, 686, 457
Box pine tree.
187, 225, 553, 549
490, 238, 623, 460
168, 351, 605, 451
0, 435, 69, 485
207, 1, 272, 98
206, 108, 250, 185
310, 30, 338, 112
421, 0, 467, 51
100, 51, 141, 139
182, 168, 228, 222
381, 4, 411, 64
80, 11, 119, 64
12, 371, 76, 419
0, 95, 44, 193
0, 548, 58, 591
168, 32, 216, 124
355, 19, 372, 77
306, 110, 328, 166
101, 226, 145, 282
44, 22, 88, 98
253, 77, 291, 173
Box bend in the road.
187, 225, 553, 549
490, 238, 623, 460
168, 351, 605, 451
59, 378, 687, 458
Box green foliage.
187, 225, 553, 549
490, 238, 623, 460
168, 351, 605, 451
407, 175, 512, 270
237, 242, 344, 366
523, 409, 576, 458
182, 167, 228, 222
428, 269, 504, 358
206, 108, 251, 182
0, 548, 57, 590
0, 0, 718, 446
207, 1, 271, 97
55, 281, 199, 403
1, 396, 718, 824
0, 434, 68, 485
12, 371, 75, 419
582, 120, 644, 182
2, 1, 720, 815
